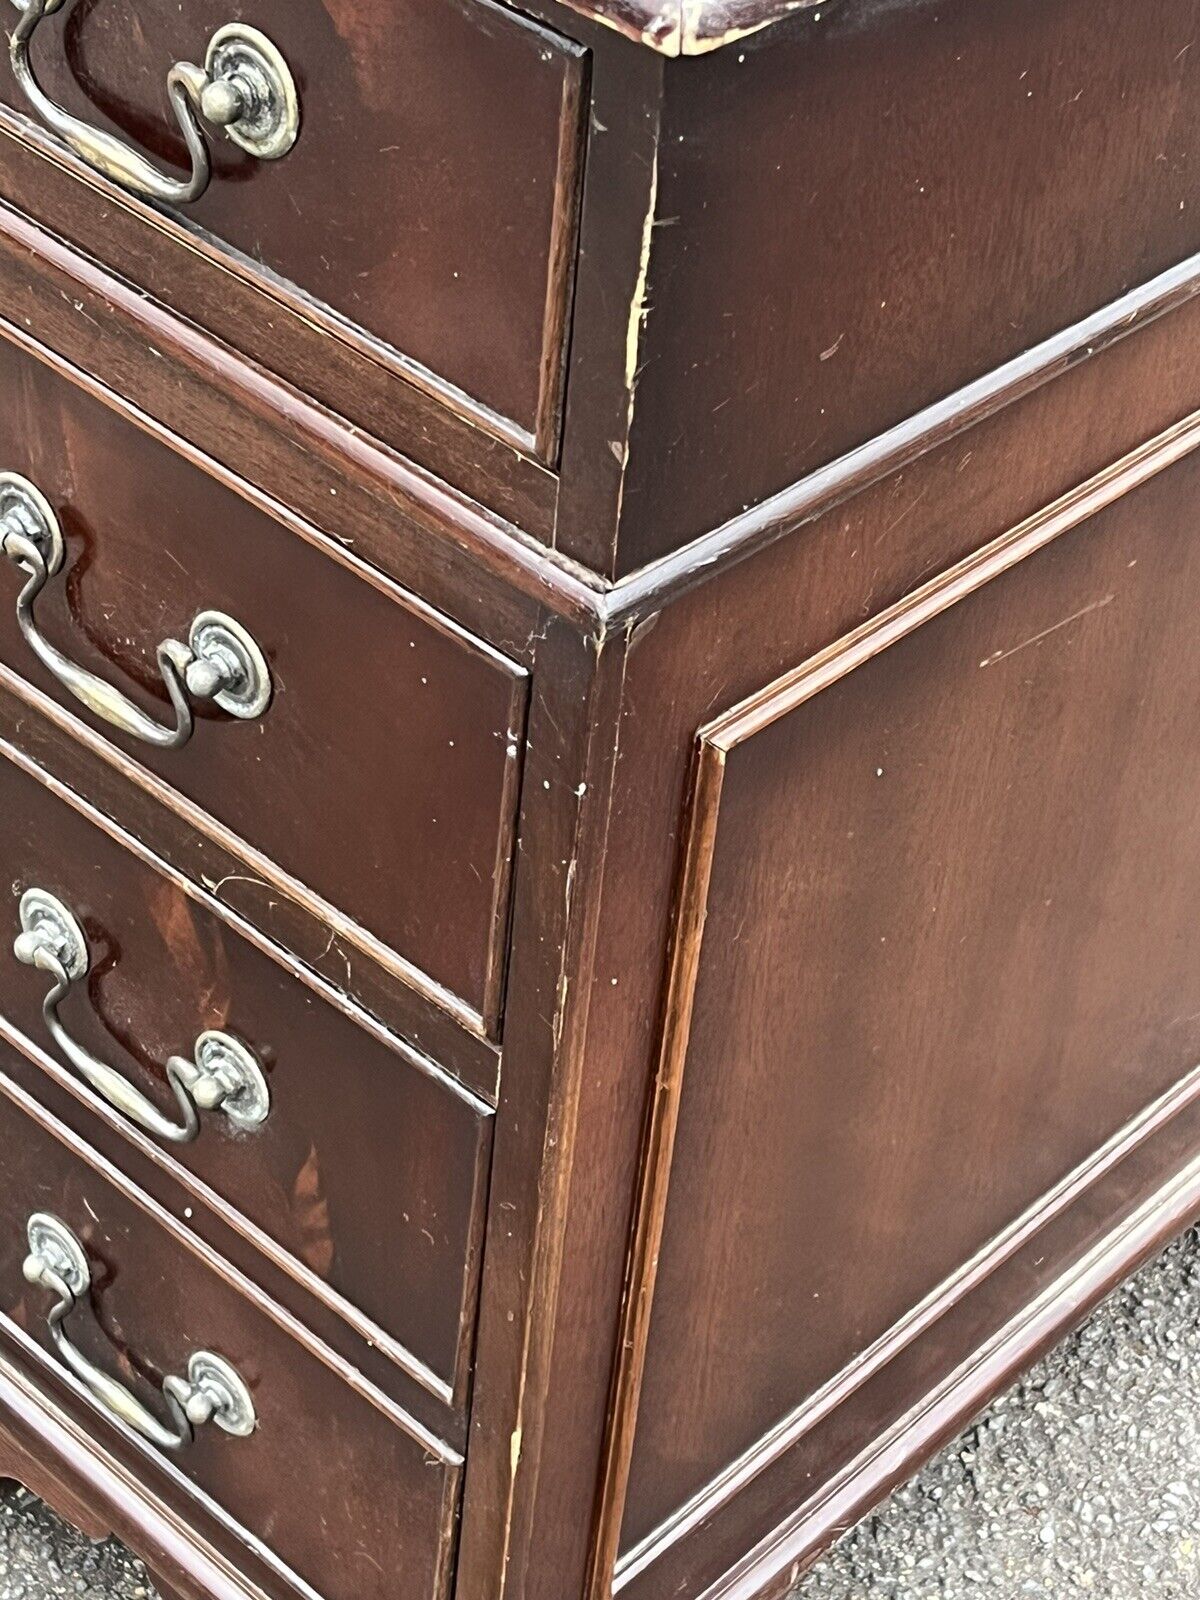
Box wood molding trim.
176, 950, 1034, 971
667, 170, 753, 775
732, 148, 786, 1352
535, 55, 592, 465
0, 1005, 469, 1422
705, 409, 1200, 753
1, 189, 1200, 634
0, 72, 586, 468
583, 741, 725, 1600
606, 252, 1200, 625
0, 199, 591, 632
0, 733, 488, 1113
702, 1142, 1200, 1600
0, 1064, 461, 1462
620, 1063, 1200, 1594
588, 405, 1200, 1599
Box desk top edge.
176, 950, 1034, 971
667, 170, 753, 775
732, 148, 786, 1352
550, 0, 822, 56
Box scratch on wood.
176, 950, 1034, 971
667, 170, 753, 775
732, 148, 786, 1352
882, 485, 929, 537
552, 856, 578, 1052
978, 593, 1115, 669
200, 871, 272, 897
612, 136, 661, 540
624, 150, 661, 395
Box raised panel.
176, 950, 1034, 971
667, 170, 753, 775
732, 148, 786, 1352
620, 430, 1200, 1576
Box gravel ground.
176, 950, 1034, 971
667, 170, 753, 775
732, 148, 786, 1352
0, 1489, 153, 1600
799, 1226, 1200, 1599
3, 1228, 1200, 1600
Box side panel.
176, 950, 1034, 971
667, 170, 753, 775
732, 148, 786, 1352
617, 0, 1200, 568
620, 435, 1200, 1582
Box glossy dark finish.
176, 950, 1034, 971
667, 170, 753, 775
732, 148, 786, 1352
0, 196, 567, 677
622, 443, 1200, 1557
0, 668, 502, 1107
603, 0, 1200, 573
0, 1064, 462, 1600
570, 303, 1200, 1600
7, 7, 1200, 1600
0, 745, 490, 1409
8, 238, 1200, 1600
0, 0, 586, 457
625, 1092, 1200, 1600
0, 133, 561, 542
10, 0, 1198, 588
462, 281, 1200, 1600
0, 334, 527, 1036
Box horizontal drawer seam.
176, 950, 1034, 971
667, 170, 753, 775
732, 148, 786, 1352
0, 1061, 463, 1465
0, 665, 495, 1044
0, 1010, 460, 1412
0, 732, 493, 1114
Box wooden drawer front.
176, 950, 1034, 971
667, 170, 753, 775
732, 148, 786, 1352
0, 745, 489, 1406
0, 336, 527, 1037
0, 1065, 460, 1600
0, 0, 585, 461
621, 441, 1200, 1560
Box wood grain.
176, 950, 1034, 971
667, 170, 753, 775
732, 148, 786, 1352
0, 0, 587, 457
6, 9, 1200, 1600
620, 427, 1200, 1575
612, 0, 1200, 571
0, 745, 491, 1415
0, 1064, 462, 1600
0, 333, 528, 1038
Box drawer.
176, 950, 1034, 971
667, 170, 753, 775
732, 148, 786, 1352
0, 334, 527, 1042
0, 1064, 461, 1600
0, 0, 586, 465
0, 744, 490, 1409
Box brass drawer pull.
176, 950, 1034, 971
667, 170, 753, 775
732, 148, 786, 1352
22, 1212, 256, 1451
0, 472, 272, 750
14, 888, 270, 1145
7, 1, 299, 206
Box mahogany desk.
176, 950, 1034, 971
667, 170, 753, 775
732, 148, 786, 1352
0, 2, 1197, 1598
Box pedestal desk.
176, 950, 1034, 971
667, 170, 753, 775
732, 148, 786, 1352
0, 2, 1197, 1598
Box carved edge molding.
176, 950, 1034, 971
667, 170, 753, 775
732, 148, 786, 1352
704, 1140, 1200, 1600
587, 405, 1200, 1600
